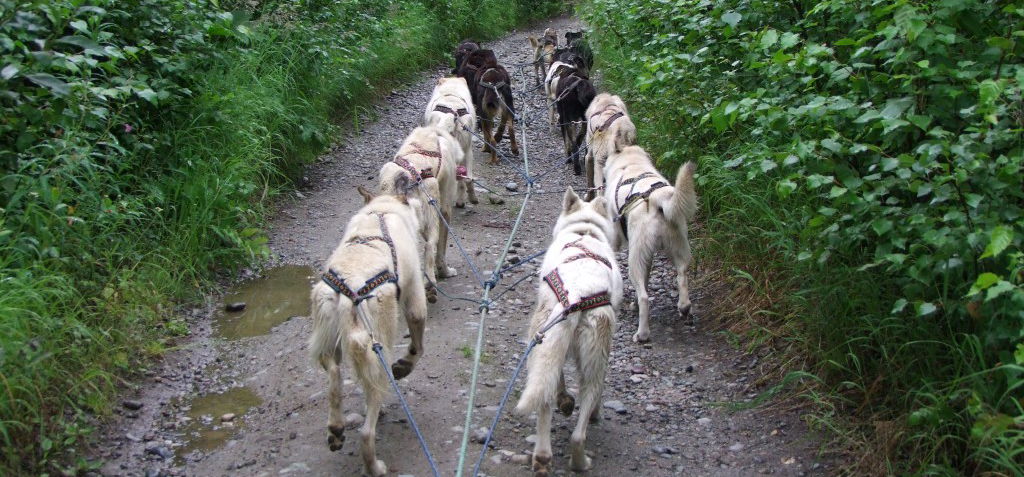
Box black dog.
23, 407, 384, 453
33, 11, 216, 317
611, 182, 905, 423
458, 49, 518, 164
453, 39, 480, 74
564, 31, 594, 76
554, 70, 595, 175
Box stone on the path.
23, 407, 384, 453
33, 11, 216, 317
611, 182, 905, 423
472, 426, 490, 444
220, 413, 236, 423
511, 454, 531, 466
629, 374, 647, 383
122, 400, 143, 411
279, 462, 310, 474
728, 443, 745, 452
490, 454, 503, 465
144, 444, 173, 460
603, 400, 627, 414
645, 404, 659, 412
697, 417, 712, 426
344, 412, 364, 429
653, 445, 678, 455
488, 194, 505, 205
226, 302, 246, 312
505, 181, 518, 192
525, 434, 538, 444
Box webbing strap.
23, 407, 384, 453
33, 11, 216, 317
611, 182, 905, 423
595, 111, 624, 133
321, 214, 401, 302
434, 104, 469, 117
562, 237, 612, 269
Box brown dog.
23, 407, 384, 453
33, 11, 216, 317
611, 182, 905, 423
528, 28, 558, 85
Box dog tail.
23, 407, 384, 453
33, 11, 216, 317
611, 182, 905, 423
612, 116, 637, 154
309, 281, 344, 370
516, 305, 573, 415
528, 36, 539, 49
652, 161, 697, 224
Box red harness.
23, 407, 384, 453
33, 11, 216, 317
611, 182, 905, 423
542, 237, 613, 314
393, 141, 442, 183
322, 213, 401, 303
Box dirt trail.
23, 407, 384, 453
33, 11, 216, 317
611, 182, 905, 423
93, 15, 834, 477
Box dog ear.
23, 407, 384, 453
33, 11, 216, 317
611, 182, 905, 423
393, 173, 412, 198
590, 196, 609, 216
357, 185, 375, 204
562, 187, 581, 213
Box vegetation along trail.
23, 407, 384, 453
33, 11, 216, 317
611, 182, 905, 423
91, 15, 833, 477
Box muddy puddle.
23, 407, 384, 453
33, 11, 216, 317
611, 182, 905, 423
216, 265, 315, 339
177, 387, 262, 456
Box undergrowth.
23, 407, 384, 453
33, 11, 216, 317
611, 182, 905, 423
0, 0, 561, 473
583, 0, 1022, 474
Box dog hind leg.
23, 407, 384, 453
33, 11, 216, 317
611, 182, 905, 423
628, 221, 656, 343
569, 308, 613, 470
392, 285, 427, 380
359, 384, 388, 477
670, 226, 693, 320
532, 402, 554, 477
326, 362, 346, 451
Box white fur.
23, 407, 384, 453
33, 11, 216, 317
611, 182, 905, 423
584, 93, 637, 198
515, 188, 623, 475
423, 77, 478, 208
544, 61, 574, 130
378, 126, 461, 298
309, 193, 429, 477
603, 145, 697, 343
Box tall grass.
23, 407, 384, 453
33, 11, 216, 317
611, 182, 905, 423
0, 0, 562, 473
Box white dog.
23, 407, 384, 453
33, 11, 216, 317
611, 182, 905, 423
584, 93, 636, 199
603, 146, 697, 343
423, 76, 478, 208
516, 188, 623, 476
378, 126, 460, 302
309, 186, 429, 477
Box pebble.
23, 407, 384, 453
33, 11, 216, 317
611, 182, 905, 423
525, 434, 537, 444
279, 462, 310, 474
652, 445, 678, 455
122, 400, 143, 411
344, 412, 364, 429
505, 181, 518, 192
697, 417, 712, 426
629, 374, 647, 383
511, 454, 531, 466
472, 426, 490, 444
729, 443, 745, 452
220, 413, 236, 422
645, 404, 659, 412
603, 400, 627, 414
488, 194, 505, 205
225, 302, 246, 312
144, 444, 173, 460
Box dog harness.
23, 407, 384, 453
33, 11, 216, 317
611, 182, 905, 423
614, 172, 668, 238
479, 68, 507, 90
591, 110, 624, 134
321, 213, 400, 304
393, 141, 442, 184
541, 236, 614, 322
433, 104, 469, 118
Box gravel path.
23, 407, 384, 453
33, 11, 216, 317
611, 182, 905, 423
91, 15, 834, 477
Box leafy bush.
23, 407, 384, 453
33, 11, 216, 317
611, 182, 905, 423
583, 0, 1022, 473
0, 0, 560, 472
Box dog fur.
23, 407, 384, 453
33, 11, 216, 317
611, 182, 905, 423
424, 76, 478, 208
309, 189, 429, 477
515, 188, 623, 476
473, 56, 518, 164
453, 39, 480, 75
378, 126, 461, 302
584, 93, 637, 199
544, 58, 576, 129
564, 31, 594, 76
527, 28, 558, 85
553, 70, 595, 175
602, 146, 697, 343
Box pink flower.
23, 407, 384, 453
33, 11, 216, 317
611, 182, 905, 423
123, 123, 133, 133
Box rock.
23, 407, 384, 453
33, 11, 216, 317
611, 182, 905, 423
630, 364, 646, 374
653, 445, 678, 455
511, 454, 531, 466
145, 444, 173, 460
344, 412, 364, 429
685, 365, 694, 373
629, 374, 647, 383
697, 417, 712, 426
728, 443, 745, 452
289, 432, 297, 440
122, 400, 143, 411
279, 462, 310, 474
645, 404, 659, 412
505, 181, 518, 192
472, 426, 490, 444
488, 194, 505, 205
220, 413, 236, 423
490, 454, 503, 465
125, 432, 142, 442
226, 302, 246, 312
525, 434, 538, 444
603, 400, 627, 414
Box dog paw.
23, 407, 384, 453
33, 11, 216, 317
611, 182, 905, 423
532, 454, 552, 477
438, 266, 457, 278
589, 408, 600, 423
571, 455, 593, 472
469, 196, 480, 205
677, 303, 693, 321
511, 147, 520, 156
456, 201, 466, 209
327, 425, 345, 451
392, 359, 414, 380
557, 392, 575, 417
632, 330, 651, 343
369, 459, 387, 477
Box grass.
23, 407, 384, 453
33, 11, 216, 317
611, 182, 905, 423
0, 1, 565, 473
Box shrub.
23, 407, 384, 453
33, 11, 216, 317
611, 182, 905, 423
583, 0, 1023, 473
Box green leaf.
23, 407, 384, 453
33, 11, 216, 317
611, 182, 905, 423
980, 226, 1013, 259
968, 272, 1001, 295
872, 219, 893, 236
916, 302, 937, 316
907, 114, 932, 131
25, 73, 70, 96
776, 179, 796, 198
1, 64, 18, 80
761, 29, 779, 49
979, 79, 1002, 108
136, 88, 158, 104
721, 11, 742, 27
56, 35, 105, 55
891, 298, 908, 314
985, 281, 1015, 302
779, 32, 801, 49
1014, 343, 1024, 366
828, 186, 847, 198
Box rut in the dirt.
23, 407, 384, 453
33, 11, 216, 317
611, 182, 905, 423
93, 15, 833, 477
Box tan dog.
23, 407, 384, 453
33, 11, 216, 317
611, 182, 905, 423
528, 28, 558, 85
602, 146, 697, 343
516, 188, 623, 476
378, 126, 460, 301
309, 187, 429, 477
584, 93, 637, 199
424, 76, 478, 208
